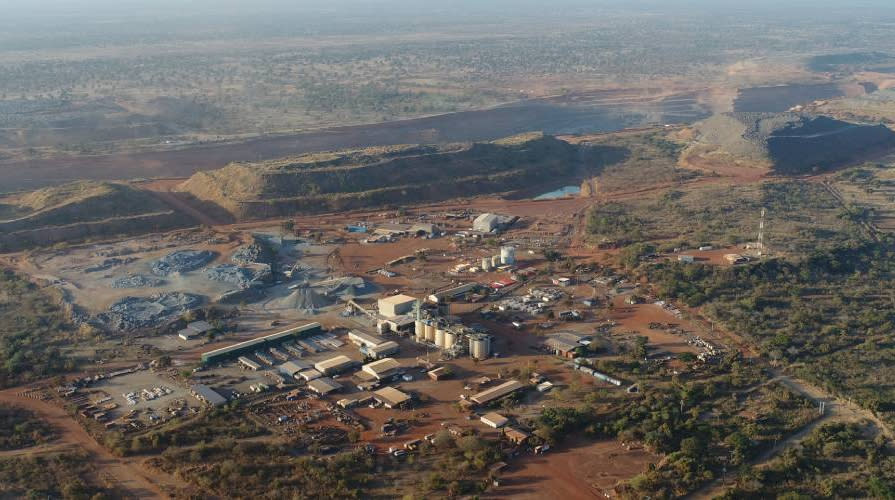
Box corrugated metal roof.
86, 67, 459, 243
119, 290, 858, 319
373, 386, 410, 407
308, 377, 342, 394
190, 384, 227, 406
470, 380, 524, 404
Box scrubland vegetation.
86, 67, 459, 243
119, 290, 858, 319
0, 270, 79, 388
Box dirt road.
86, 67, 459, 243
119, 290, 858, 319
687, 371, 891, 499
0, 387, 181, 498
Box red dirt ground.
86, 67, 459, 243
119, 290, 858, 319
0, 387, 186, 498
484, 437, 658, 499
608, 297, 700, 354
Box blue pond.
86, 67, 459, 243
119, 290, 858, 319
535, 186, 581, 200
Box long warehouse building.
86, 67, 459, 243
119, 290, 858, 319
201, 323, 322, 365
469, 380, 525, 405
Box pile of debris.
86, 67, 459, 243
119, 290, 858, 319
151, 250, 217, 276
205, 264, 271, 288
231, 240, 273, 265
273, 286, 332, 313
111, 274, 167, 289
316, 276, 371, 298
97, 292, 203, 330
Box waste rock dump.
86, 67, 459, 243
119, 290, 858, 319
97, 292, 204, 330
150, 250, 217, 276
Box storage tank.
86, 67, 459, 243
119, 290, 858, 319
444, 331, 457, 349
481, 257, 493, 271
415, 320, 425, 341
500, 246, 516, 265
435, 329, 446, 348
425, 323, 436, 342
469, 334, 491, 360
491, 255, 501, 267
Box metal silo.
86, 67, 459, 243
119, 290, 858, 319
469, 334, 491, 360
444, 330, 457, 348
425, 323, 436, 342
500, 246, 516, 265
415, 320, 425, 341
435, 328, 446, 348
482, 257, 493, 271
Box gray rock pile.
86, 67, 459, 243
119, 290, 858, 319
111, 274, 167, 289
205, 264, 271, 288
273, 287, 332, 313
232, 244, 265, 265
98, 292, 204, 330
151, 250, 217, 276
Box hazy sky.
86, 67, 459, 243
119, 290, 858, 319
2, 0, 895, 51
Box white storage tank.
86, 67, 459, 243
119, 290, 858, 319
469, 334, 491, 360
415, 320, 425, 341
500, 246, 516, 265
491, 255, 501, 267
444, 331, 457, 348
482, 257, 493, 271
435, 329, 446, 348
425, 323, 436, 342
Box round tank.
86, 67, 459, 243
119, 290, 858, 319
444, 331, 457, 348
415, 320, 425, 341
500, 246, 516, 265
435, 329, 446, 348
482, 257, 492, 271
425, 323, 436, 342
469, 335, 491, 360
491, 255, 501, 267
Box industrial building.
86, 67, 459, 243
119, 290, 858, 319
377, 314, 415, 334
469, 380, 524, 405
190, 384, 227, 407
178, 320, 214, 340
545, 332, 589, 358
472, 213, 516, 233
349, 330, 400, 358
473, 213, 500, 232
373, 386, 411, 408
481, 412, 509, 428
427, 282, 479, 303
409, 223, 438, 236
238, 356, 262, 371
366, 340, 400, 359
362, 358, 402, 380
278, 360, 312, 377
378, 294, 418, 318
428, 366, 449, 381
298, 369, 322, 381
308, 377, 343, 395
504, 427, 530, 445
314, 355, 356, 376
348, 330, 385, 348
200, 323, 322, 364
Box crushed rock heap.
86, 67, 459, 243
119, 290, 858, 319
151, 250, 217, 276
97, 292, 204, 330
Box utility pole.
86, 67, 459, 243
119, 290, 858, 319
757, 208, 767, 257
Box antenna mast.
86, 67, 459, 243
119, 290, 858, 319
757, 208, 766, 257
